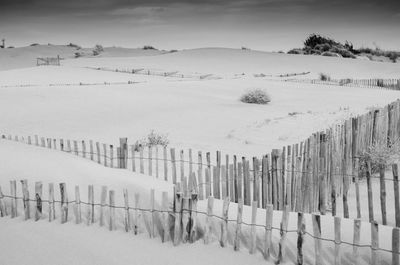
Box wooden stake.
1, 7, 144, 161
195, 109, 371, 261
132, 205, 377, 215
123, 189, 131, 232
334, 217, 341, 265
379, 166, 387, 225
162, 191, 170, 242
393, 164, 400, 227
174, 192, 183, 246
393, 227, 400, 265
297, 212, 305, 265
48, 183, 55, 222
366, 162, 374, 222
205, 167, 211, 197
100, 186, 107, 226
352, 219, 361, 265
198, 151, 204, 200
249, 201, 258, 254
134, 193, 140, 235
312, 214, 322, 265
60, 183, 68, 224
96, 142, 101, 164
89, 140, 94, 160
74, 185, 81, 224
171, 148, 177, 184
103, 144, 108, 167
181, 197, 190, 243
180, 150, 185, 182
190, 193, 198, 243
82, 140, 86, 158
220, 196, 230, 247
131, 145, 136, 172
73, 140, 78, 155
87, 185, 94, 225
234, 198, 244, 251
0, 186, 7, 217
149, 146, 153, 176
21, 179, 30, 220
277, 205, 289, 264
34, 182, 42, 221
163, 146, 168, 181
150, 189, 155, 238
204, 196, 214, 244
371, 221, 380, 264
109, 190, 115, 231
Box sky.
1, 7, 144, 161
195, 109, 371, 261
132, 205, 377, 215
0, 0, 399, 51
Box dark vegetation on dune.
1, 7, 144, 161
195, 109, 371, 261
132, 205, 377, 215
288, 34, 399, 63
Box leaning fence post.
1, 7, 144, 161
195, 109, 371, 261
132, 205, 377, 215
89, 140, 94, 160
220, 196, 230, 247
96, 142, 101, 164
163, 146, 168, 181
181, 197, 190, 243
82, 140, 86, 158
148, 146, 153, 176
366, 162, 374, 222
150, 189, 156, 238
0, 186, 6, 217
134, 193, 140, 235
103, 144, 108, 167
189, 192, 198, 243
60, 183, 68, 224
171, 148, 177, 184
35, 182, 43, 221
379, 166, 387, 225
352, 219, 361, 265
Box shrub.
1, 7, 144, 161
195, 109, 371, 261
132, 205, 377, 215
74, 52, 84, 58
388, 52, 398, 63
304, 34, 339, 49
132, 130, 170, 151
319, 73, 331, 81
93, 44, 104, 56
7, 46, 14, 49
143, 45, 156, 50
240, 89, 271, 105
287, 49, 303, 54
315, 43, 331, 52
30, 43, 39, 46
359, 138, 400, 174
68, 43, 81, 49
321, 51, 341, 57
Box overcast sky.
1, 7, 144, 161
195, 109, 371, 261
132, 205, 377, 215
0, 0, 399, 51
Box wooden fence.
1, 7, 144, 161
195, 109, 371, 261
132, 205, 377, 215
284, 78, 400, 90
3, 99, 400, 227
36, 56, 61, 66
0, 179, 399, 264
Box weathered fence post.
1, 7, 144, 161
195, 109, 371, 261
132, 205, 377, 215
234, 198, 243, 251
48, 183, 55, 221
220, 197, 230, 247
123, 189, 131, 232
100, 186, 107, 226
109, 190, 115, 231
10, 180, 17, 218
87, 185, 94, 225
297, 212, 305, 265
249, 201, 258, 254
35, 182, 42, 221
60, 183, 68, 224
204, 196, 214, 244
174, 191, 183, 245
74, 185, 81, 224
21, 179, 30, 220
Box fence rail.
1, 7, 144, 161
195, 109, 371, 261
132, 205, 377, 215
283, 78, 400, 90
0, 179, 399, 264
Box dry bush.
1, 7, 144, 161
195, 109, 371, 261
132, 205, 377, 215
319, 73, 331, 81
132, 130, 170, 151
240, 89, 271, 105
359, 138, 400, 173
93, 44, 104, 56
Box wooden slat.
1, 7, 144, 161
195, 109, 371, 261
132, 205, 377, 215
366, 162, 374, 222
393, 164, 400, 227
96, 142, 101, 164
0, 186, 7, 217
134, 193, 140, 235
59, 183, 68, 224
109, 190, 115, 231
163, 146, 168, 181
234, 198, 243, 251
48, 183, 55, 222
249, 201, 258, 254
264, 204, 273, 259
379, 166, 387, 225
297, 212, 305, 265
352, 219, 361, 265
74, 185, 81, 224
140, 146, 144, 173
150, 189, 155, 238
312, 214, 322, 265
149, 146, 153, 176
180, 150, 185, 182
334, 217, 341, 265
174, 191, 183, 245
181, 197, 190, 243
100, 186, 107, 226
205, 167, 211, 197
87, 185, 94, 225
123, 189, 131, 232
393, 227, 400, 265
162, 191, 170, 242
220, 197, 230, 247
189, 193, 198, 243
204, 196, 214, 244
21, 179, 30, 220
198, 151, 204, 200
171, 148, 177, 184
131, 145, 136, 172
277, 205, 289, 264
371, 221, 380, 264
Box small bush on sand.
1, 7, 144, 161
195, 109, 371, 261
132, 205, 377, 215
319, 73, 331, 81
359, 138, 400, 174
93, 44, 104, 56
132, 130, 170, 151
240, 89, 271, 105
143, 45, 156, 50
68, 43, 81, 49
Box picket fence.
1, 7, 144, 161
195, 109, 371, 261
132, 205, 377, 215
0, 179, 399, 264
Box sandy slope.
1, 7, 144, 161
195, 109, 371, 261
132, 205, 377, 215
0, 66, 398, 156
0, 45, 166, 71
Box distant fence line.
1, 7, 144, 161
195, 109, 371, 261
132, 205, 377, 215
36, 56, 61, 66
283, 78, 400, 90
86, 67, 221, 80
0, 81, 138, 89
0, 179, 399, 264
